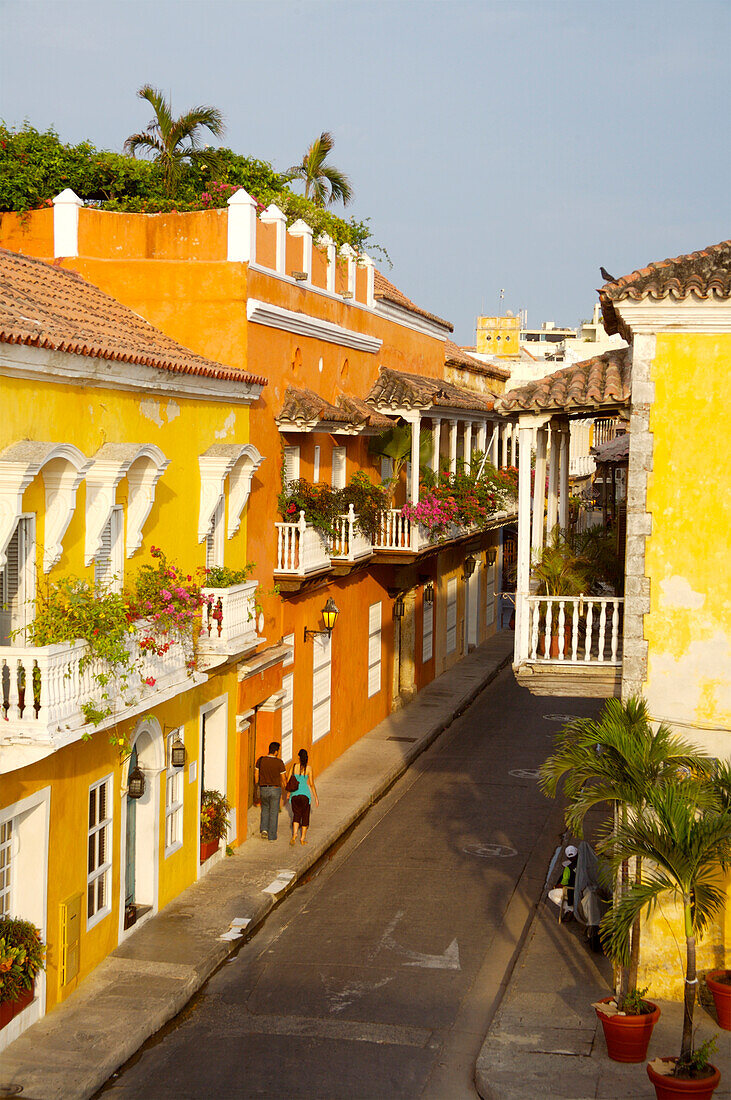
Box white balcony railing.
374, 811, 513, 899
200, 579, 258, 657
275, 511, 331, 577
0, 623, 193, 748
329, 505, 373, 563
518, 594, 623, 664
373, 509, 415, 551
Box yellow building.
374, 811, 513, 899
475, 313, 521, 358
0, 248, 266, 1047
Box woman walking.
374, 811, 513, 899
287, 749, 319, 845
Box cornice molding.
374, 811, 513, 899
246, 298, 382, 353
374, 298, 450, 342
616, 298, 731, 334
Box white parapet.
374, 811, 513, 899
227, 187, 258, 263
53, 189, 83, 258
261, 203, 287, 273
288, 219, 313, 282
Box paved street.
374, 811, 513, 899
99, 672, 600, 1100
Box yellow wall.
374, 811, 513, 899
476, 314, 521, 358
643, 333, 731, 748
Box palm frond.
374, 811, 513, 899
123, 132, 164, 158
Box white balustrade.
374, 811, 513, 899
0, 621, 193, 743
329, 505, 373, 563
200, 579, 258, 654
275, 511, 331, 576
373, 509, 413, 551
518, 594, 623, 664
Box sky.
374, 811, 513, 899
1, 0, 729, 344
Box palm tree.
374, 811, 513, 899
603, 780, 731, 1065
369, 424, 432, 503
124, 85, 225, 196
540, 696, 708, 1006
286, 131, 353, 207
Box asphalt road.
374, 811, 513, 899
99, 671, 600, 1100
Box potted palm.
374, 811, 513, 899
602, 778, 731, 1097
0, 917, 45, 1029
200, 790, 230, 862
540, 696, 707, 1063
531, 528, 593, 657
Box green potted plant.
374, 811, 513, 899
0, 917, 46, 1030
531, 527, 593, 657
602, 778, 731, 1097
540, 697, 707, 1063
200, 789, 230, 862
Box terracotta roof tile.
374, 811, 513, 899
445, 339, 511, 381
367, 366, 494, 414
276, 386, 351, 429
336, 394, 394, 432
0, 248, 266, 386
591, 432, 629, 463
374, 270, 453, 332
600, 239, 731, 335
495, 348, 631, 415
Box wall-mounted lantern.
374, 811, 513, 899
127, 765, 146, 800
423, 582, 435, 605
485, 547, 498, 567
393, 594, 406, 620
304, 597, 340, 642
463, 555, 477, 579
170, 735, 186, 769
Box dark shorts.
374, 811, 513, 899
291, 794, 311, 826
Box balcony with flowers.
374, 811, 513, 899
199, 564, 259, 664
373, 459, 518, 558
0, 548, 260, 774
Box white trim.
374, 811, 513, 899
260, 204, 287, 273
374, 297, 451, 341
53, 188, 82, 257
164, 728, 185, 858
226, 187, 258, 264
0, 343, 264, 404
117, 717, 164, 942
85, 442, 169, 566
87, 773, 114, 931
614, 297, 731, 334
198, 444, 263, 544
197, 693, 229, 878
288, 220, 313, 282
246, 298, 382, 353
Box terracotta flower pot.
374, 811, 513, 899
705, 970, 731, 1030
0, 999, 13, 1030
647, 1059, 721, 1100
595, 997, 660, 1062
200, 838, 220, 862
11, 982, 34, 1019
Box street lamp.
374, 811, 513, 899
463, 555, 477, 579
304, 597, 340, 642
423, 582, 434, 605
485, 547, 498, 567
127, 765, 145, 800
393, 594, 405, 619
170, 735, 186, 769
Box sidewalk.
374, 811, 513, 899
0, 632, 513, 1100
476, 886, 731, 1099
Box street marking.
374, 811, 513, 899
217, 1012, 432, 1048
323, 975, 394, 1014
462, 843, 518, 859
509, 768, 540, 779
543, 713, 583, 722
375, 910, 461, 970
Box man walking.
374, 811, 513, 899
254, 742, 287, 841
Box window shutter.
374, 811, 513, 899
405, 461, 412, 502
284, 446, 300, 486
331, 447, 346, 490
281, 672, 294, 761
446, 577, 457, 654
422, 599, 433, 663
96, 507, 124, 591
484, 562, 495, 627
313, 445, 321, 485
380, 457, 394, 485
94, 518, 113, 589
367, 602, 382, 697
312, 634, 331, 742
206, 497, 224, 569
0, 526, 20, 645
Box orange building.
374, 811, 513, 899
0, 190, 516, 883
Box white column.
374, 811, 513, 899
476, 421, 487, 457
318, 233, 337, 293
53, 188, 83, 258
340, 244, 357, 297
261, 203, 287, 273
559, 426, 570, 530
227, 187, 258, 263
546, 423, 559, 533
362, 253, 376, 307
289, 219, 313, 282
501, 424, 509, 468
515, 421, 535, 662
410, 416, 421, 505
464, 422, 473, 471
531, 426, 548, 558
491, 424, 500, 467
431, 418, 441, 474
448, 419, 458, 474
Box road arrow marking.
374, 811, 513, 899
377, 910, 461, 971
323, 975, 395, 1014
462, 842, 518, 859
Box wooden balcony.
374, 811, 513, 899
199, 579, 259, 663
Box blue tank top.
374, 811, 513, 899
293, 768, 311, 801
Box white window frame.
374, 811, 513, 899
446, 577, 458, 655
312, 633, 332, 742
94, 504, 124, 592
422, 598, 434, 663
0, 514, 36, 646
87, 774, 113, 930
331, 446, 346, 490
0, 818, 13, 916
164, 729, 184, 857
313, 445, 321, 485
283, 445, 300, 486
367, 602, 382, 698
206, 496, 225, 569
281, 672, 294, 762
